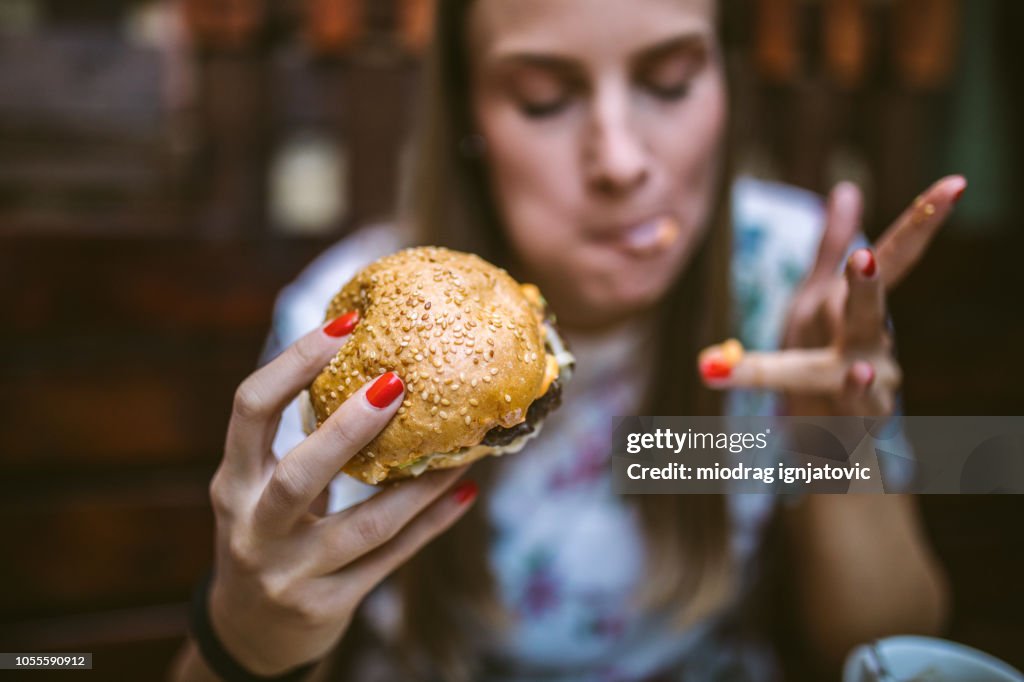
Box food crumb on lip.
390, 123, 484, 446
604, 215, 681, 257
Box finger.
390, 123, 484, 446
842, 248, 886, 348
875, 175, 966, 290
319, 478, 478, 606
806, 182, 864, 289
839, 362, 895, 416
253, 371, 406, 535
311, 466, 467, 573
225, 311, 360, 481
700, 346, 844, 393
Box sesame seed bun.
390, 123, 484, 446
307, 246, 569, 485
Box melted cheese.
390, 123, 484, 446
539, 353, 559, 397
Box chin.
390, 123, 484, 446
570, 276, 672, 327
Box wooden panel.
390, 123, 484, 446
0, 373, 236, 469
0, 603, 189, 680
0, 477, 212, 620
919, 496, 1024, 669
0, 238, 328, 337
0, 237, 330, 472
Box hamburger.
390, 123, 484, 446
301, 246, 574, 484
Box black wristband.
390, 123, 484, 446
189, 568, 319, 682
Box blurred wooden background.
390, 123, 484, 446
1, 0, 1022, 679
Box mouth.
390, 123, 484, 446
592, 215, 682, 258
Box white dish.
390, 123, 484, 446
843, 635, 1023, 682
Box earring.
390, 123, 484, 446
459, 133, 487, 158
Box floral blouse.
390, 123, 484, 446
264, 178, 833, 681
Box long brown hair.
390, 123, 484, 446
385, 1, 736, 678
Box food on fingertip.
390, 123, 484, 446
302, 246, 574, 485
698, 338, 745, 381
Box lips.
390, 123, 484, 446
594, 215, 681, 257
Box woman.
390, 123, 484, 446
172, 0, 956, 679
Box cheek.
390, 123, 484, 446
474, 101, 582, 249
657, 84, 727, 223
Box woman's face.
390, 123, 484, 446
468, 0, 726, 330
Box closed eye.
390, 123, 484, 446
520, 97, 572, 118
646, 81, 691, 101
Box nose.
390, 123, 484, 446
583, 88, 650, 196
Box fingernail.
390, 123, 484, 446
366, 371, 404, 408
324, 310, 359, 337
856, 363, 876, 392
953, 184, 967, 205
700, 355, 732, 381
853, 249, 876, 278
452, 480, 478, 504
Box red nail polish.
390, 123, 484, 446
953, 186, 966, 204
700, 357, 732, 380
324, 310, 359, 337
366, 371, 403, 408
452, 480, 478, 504
857, 249, 876, 278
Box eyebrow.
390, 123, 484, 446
488, 33, 709, 74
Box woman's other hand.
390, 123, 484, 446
204, 316, 477, 675
698, 175, 966, 416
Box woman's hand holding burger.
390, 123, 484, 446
205, 315, 476, 675
699, 175, 967, 416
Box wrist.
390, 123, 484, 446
191, 568, 318, 681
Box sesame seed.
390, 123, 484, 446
439, 410, 448, 419
504, 394, 512, 402
431, 406, 438, 415
415, 354, 424, 361
491, 368, 499, 375
471, 379, 478, 387
483, 375, 491, 382
459, 407, 467, 415
469, 398, 479, 406
441, 398, 451, 406
464, 415, 472, 425
421, 390, 429, 400
452, 383, 461, 390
